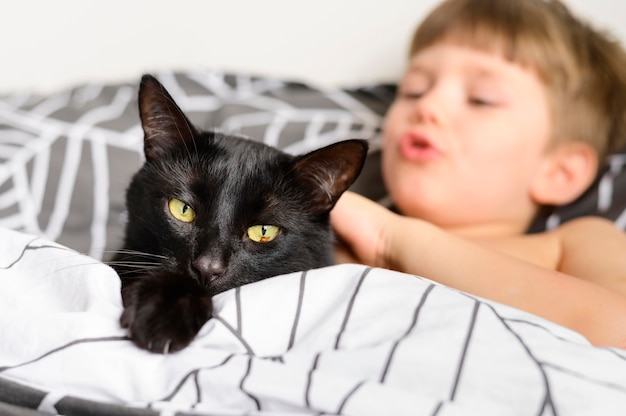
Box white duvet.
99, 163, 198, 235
0, 228, 625, 415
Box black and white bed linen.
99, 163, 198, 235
1, 228, 625, 415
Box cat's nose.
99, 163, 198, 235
192, 256, 226, 284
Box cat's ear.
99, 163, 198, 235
138, 74, 199, 162
293, 139, 368, 214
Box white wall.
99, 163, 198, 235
2, 0, 625, 94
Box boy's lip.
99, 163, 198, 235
398, 131, 441, 161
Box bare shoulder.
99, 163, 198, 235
552, 216, 626, 292
554, 216, 626, 254
555, 216, 621, 236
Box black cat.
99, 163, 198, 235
112, 75, 368, 353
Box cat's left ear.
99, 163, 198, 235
293, 139, 368, 214
138, 74, 199, 162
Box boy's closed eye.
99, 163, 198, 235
398, 90, 501, 106
399, 91, 426, 100
466, 79, 509, 108
398, 79, 428, 99
398, 71, 430, 101
467, 96, 497, 106
466, 85, 507, 107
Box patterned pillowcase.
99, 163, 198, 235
0, 70, 390, 259
0, 70, 623, 260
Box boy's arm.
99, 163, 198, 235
331, 192, 626, 348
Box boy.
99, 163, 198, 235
331, 0, 626, 347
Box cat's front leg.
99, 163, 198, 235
120, 271, 212, 353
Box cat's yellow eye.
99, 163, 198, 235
168, 198, 196, 223
247, 225, 280, 243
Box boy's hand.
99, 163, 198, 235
331, 191, 397, 269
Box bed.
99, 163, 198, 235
1, 70, 626, 415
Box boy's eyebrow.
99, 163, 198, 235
465, 65, 518, 88
407, 58, 509, 80
404, 64, 509, 92
471, 69, 502, 82
405, 63, 429, 74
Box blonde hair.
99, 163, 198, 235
409, 0, 626, 161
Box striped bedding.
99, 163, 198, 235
1, 70, 626, 415
1, 228, 625, 416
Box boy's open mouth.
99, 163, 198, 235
399, 131, 440, 161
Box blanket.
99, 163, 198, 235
1, 228, 626, 415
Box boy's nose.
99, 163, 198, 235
410, 87, 447, 126
412, 95, 441, 124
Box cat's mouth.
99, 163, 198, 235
196, 272, 232, 295
206, 277, 232, 296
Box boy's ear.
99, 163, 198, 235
529, 142, 598, 206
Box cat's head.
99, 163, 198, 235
122, 74, 368, 294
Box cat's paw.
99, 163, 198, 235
120, 271, 212, 353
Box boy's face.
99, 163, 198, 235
383, 43, 553, 233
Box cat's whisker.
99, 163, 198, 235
105, 263, 161, 276
104, 253, 167, 263
106, 249, 165, 257
26, 251, 88, 267
105, 261, 161, 269
104, 247, 167, 279
39, 260, 116, 279
102, 249, 168, 260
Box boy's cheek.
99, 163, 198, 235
382, 109, 405, 143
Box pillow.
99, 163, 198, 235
0, 70, 390, 259
0, 70, 623, 260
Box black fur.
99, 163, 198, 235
113, 75, 367, 353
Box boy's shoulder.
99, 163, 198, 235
477, 216, 625, 280
554, 216, 622, 245
552, 216, 626, 289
